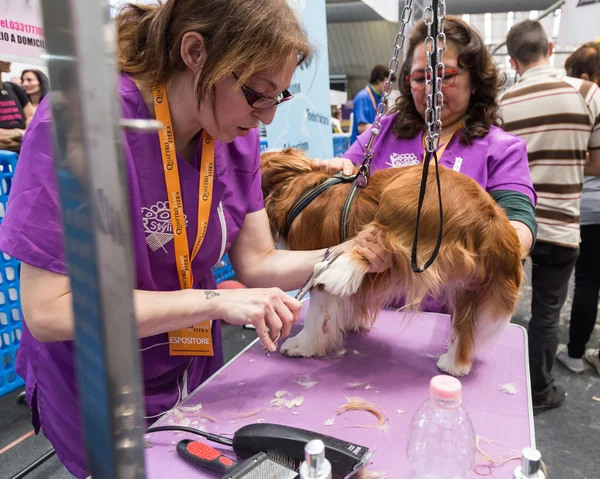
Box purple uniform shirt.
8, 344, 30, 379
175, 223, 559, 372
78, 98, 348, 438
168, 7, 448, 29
345, 113, 536, 312
345, 112, 537, 205
0, 74, 264, 478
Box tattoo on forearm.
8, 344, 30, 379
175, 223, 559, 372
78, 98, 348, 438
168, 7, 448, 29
205, 291, 220, 300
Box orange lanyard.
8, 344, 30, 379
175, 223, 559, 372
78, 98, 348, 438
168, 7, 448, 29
153, 85, 215, 290
365, 86, 378, 110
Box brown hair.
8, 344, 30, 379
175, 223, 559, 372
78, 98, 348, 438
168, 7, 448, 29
394, 16, 504, 145
116, 0, 312, 104
506, 20, 549, 65
565, 42, 600, 84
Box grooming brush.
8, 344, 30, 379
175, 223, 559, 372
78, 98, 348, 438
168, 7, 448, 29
176, 439, 298, 479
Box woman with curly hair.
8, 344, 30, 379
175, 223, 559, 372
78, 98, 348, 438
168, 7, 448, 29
344, 16, 537, 259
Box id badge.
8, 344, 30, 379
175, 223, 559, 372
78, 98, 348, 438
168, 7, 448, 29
168, 320, 214, 356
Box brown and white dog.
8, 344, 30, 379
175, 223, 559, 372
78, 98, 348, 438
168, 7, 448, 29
261, 148, 523, 376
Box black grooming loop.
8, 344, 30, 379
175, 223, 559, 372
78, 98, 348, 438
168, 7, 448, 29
411, 0, 446, 273
286, 171, 356, 234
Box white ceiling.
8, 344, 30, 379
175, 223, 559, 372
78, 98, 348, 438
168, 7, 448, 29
326, 0, 559, 22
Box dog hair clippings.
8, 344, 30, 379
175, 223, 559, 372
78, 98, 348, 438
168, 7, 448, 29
337, 396, 387, 428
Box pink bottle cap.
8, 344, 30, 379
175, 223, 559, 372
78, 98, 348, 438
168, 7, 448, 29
429, 375, 462, 403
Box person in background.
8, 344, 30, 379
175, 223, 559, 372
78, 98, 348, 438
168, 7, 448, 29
9, 76, 22, 86
348, 64, 396, 147
499, 21, 600, 413
344, 16, 536, 299
21, 69, 50, 112
556, 42, 600, 377
0, 61, 34, 152
331, 105, 343, 133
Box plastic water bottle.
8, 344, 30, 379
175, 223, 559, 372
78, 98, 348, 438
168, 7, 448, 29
406, 375, 476, 479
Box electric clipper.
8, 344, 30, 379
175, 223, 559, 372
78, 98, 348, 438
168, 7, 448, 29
231, 423, 373, 478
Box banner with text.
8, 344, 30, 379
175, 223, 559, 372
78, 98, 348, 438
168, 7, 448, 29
558, 0, 600, 46
0, 0, 45, 65
264, 0, 333, 159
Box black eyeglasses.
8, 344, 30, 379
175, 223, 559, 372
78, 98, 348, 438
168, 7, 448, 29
232, 73, 293, 110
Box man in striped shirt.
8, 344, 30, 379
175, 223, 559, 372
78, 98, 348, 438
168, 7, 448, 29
499, 20, 600, 414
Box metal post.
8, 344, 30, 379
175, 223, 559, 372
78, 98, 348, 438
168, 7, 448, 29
38, 1, 147, 477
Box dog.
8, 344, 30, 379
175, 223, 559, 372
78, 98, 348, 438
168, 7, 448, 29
261, 148, 523, 376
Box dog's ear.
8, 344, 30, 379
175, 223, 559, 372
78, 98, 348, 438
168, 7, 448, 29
260, 148, 313, 198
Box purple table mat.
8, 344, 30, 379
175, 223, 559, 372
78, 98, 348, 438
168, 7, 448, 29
146, 302, 534, 478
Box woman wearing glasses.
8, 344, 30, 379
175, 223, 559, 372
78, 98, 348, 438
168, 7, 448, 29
345, 16, 537, 260
0, 1, 385, 477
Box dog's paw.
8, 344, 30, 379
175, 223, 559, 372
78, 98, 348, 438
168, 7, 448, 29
280, 334, 318, 358
436, 352, 472, 377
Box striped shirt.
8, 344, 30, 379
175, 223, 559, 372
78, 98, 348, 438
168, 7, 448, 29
499, 65, 600, 248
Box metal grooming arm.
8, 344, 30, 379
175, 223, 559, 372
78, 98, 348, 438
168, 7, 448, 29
37, 1, 154, 477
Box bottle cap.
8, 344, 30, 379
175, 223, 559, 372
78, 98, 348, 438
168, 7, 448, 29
521, 447, 542, 476
305, 439, 325, 476
430, 375, 462, 402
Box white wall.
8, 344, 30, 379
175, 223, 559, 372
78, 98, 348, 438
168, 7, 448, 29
330, 89, 348, 106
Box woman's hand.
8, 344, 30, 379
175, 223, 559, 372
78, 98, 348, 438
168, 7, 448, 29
336, 229, 392, 273
214, 287, 302, 352
310, 157, 355, 176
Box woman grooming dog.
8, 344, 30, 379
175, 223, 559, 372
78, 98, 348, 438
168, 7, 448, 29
0, 1, 385, 476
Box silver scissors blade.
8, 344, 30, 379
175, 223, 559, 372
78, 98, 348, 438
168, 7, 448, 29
295, 249, 343, 301
263, 250, 344, 356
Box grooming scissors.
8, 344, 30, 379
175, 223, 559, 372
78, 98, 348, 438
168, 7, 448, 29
263, 249, 344, 355
295, 249, 343, 301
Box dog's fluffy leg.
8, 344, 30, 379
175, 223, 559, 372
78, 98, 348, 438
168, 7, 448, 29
280, 288, 349, 357
437, 313, 511, 377
472, 314, 511, 352
315, 252, 369, 297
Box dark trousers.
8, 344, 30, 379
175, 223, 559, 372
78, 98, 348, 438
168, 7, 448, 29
529, 241, 579, 403
568, 224, 600, 358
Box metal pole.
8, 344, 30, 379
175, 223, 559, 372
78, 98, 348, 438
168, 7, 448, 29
9, 450, 56, 479
38, 1, 147, 477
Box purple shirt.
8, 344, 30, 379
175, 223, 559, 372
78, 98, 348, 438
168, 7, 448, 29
345, 112, 537, 205
0, 74, 264, 478
345, 113, 536, 312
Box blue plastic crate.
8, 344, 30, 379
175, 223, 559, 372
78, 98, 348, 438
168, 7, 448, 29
259, 137, 269, 153
0, 150, 25, 397
332, 133, 350, 157
213, 253, 235, 284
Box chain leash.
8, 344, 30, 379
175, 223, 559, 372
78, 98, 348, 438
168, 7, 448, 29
357, 0, 414, 179
424, 0, 447, 153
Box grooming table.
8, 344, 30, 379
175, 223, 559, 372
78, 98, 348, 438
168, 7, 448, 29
145, 302, 535, 478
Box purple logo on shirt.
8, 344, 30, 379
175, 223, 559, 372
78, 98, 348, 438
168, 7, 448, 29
386, 152, 419, 168
142, 201, 188, 253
